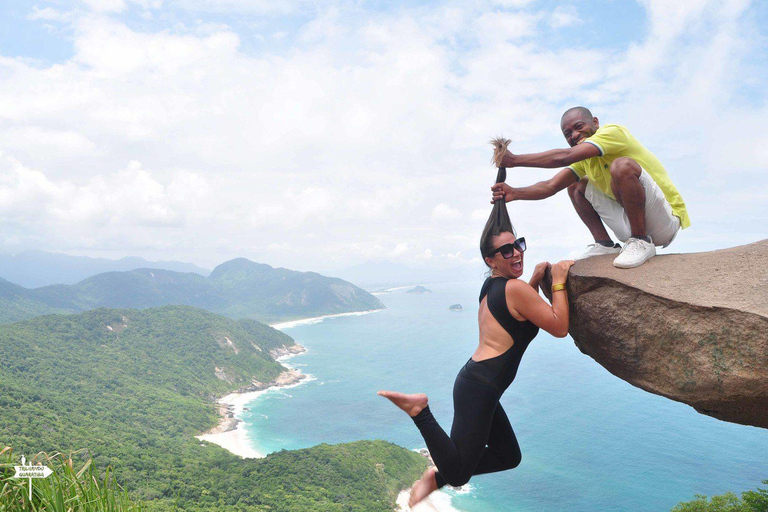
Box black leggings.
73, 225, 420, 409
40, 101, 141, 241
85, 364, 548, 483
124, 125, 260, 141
411, 365, 522, 488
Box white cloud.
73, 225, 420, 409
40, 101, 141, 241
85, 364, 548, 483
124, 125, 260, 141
72, 18, 241, 77
548, 5, 581, 28
166, 0, 305, 15
81, 0, 128, 13
28, 7, 70, 21
432, 203, 462, 221
491, 0, 536, 7
390, 243, 408, 257
0, 0, 764, 269
0, 127, 98, 159
0, 153, 207, 234
416, 248, 433, 260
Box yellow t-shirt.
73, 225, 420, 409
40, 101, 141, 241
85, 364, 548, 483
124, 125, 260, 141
566, 124, 690, 229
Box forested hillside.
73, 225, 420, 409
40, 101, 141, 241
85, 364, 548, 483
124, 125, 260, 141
0, 306, 424, 510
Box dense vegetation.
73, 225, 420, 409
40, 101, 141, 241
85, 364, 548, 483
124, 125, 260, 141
0, 278, 72, 325
0, 307, 424, 510
0, 441, 425, 512
672, 481, 768, 511
0, 258, 383, 324
146, 441, 426, 512
0, 446, 146, 511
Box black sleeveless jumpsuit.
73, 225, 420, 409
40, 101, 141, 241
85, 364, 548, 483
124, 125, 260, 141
410, 276, 539, 488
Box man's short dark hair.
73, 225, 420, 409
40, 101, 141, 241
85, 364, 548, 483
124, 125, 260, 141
561, 106, 593, 122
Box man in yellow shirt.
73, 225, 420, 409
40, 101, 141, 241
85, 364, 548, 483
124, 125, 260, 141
491, 106, 690, 268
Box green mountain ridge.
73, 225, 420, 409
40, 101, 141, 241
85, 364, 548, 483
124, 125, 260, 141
0, 258, 384, 325
0, 306, 425, 510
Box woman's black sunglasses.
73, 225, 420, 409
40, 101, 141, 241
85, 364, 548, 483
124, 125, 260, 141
489, 237, 526, 259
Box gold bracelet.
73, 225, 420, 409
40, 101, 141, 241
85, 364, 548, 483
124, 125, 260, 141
551, 283, 566, 293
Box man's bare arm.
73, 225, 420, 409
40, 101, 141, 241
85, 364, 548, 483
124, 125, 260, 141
491, 168, 578, 203
500, 143, 600, 168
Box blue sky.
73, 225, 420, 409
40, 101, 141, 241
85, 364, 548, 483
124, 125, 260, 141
0, 0, 766, 272
0, 1, 650, 69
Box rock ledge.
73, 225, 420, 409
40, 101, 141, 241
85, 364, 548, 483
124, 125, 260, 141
545, 239, 768, 429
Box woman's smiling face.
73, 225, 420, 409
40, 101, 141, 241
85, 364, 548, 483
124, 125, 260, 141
485, 232, 524, 279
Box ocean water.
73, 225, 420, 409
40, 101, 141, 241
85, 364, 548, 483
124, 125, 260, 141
241, 282, 767, 511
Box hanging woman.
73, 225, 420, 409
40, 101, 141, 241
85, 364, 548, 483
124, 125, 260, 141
378, 144, 575, 508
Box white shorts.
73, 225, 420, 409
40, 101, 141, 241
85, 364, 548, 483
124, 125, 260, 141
584, 169, 681, 247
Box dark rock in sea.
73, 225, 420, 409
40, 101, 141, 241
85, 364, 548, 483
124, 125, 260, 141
449, 304, 463, 311
407, 285, 432, 294
543, 240, 768, 429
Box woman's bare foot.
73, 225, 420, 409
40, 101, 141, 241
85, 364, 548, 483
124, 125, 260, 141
409, 468, 438, 508
377, 391, 428, 417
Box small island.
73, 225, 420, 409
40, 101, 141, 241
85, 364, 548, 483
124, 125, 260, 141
448, 304, 463, 312
406, 285, 432, 294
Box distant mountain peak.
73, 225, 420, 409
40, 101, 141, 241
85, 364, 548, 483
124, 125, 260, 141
209, 258, 275, 278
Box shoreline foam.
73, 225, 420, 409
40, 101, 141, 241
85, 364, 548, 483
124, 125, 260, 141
396, 489, 461, 512
270, 309, 382, 330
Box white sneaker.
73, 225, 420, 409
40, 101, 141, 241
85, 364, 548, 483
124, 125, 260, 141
575, 242, 622, 260
613, 236, 656, 268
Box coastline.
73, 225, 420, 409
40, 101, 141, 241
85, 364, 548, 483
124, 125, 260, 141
395, 449, 463, 512
396, 489, 461, 512
199, 311, 462, 511
270, 308, 382, 330
195, 348, 309, 458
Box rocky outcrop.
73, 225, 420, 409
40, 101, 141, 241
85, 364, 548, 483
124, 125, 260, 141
202, 402, 239, 435
246, 369, 306, 393
544, 240, 768, 429
269, 343, 307, 360
406, 285, 432, 294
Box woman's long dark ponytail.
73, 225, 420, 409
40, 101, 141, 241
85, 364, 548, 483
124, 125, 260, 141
480, 138, 517, 263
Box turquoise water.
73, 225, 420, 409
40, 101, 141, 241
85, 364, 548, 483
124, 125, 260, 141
241, 282, 767, 511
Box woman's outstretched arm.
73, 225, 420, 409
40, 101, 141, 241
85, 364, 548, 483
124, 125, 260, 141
527, 262, 550, 292
505, 260, 575, 338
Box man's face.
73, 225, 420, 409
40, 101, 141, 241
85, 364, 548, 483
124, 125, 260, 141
561, 112, 599, 147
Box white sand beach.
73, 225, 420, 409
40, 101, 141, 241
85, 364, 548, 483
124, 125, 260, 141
270, 309, 382, 330
195, 389, 268, 458
195, 368, 308, 458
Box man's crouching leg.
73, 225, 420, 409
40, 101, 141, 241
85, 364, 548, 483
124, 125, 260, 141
609, 157, 647, 239
609, 157, 657, 268
568, 178, 621, 260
